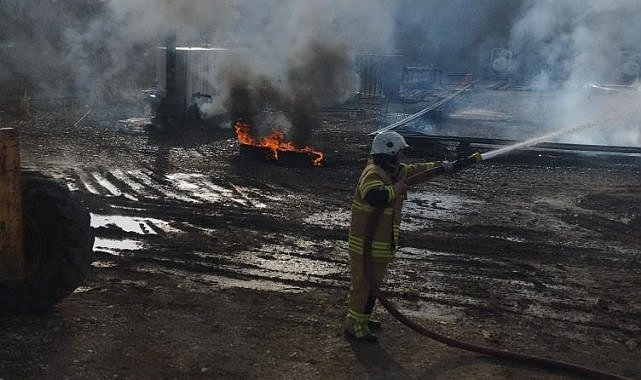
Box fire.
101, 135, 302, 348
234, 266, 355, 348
234, 121, 324, 166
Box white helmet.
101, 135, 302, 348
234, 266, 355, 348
370, 131, 409, 155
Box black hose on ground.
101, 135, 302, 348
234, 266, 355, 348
362, 205, 631, 380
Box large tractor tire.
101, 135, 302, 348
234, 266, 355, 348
0, 169, 94, 312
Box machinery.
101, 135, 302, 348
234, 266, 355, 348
0, 128, 93, 312
150, 35, 225, 130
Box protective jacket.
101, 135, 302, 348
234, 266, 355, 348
348, 159, 439, 260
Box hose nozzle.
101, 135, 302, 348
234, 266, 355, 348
470, 152, 483, 163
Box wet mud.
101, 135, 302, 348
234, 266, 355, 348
1, 100, 640, 379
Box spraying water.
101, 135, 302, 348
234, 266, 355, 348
405, 115, 637, 186
480, 117, 620, 161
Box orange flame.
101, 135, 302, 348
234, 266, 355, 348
234, 121, 324, 166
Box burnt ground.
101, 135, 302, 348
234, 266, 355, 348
1, 98, 640, 380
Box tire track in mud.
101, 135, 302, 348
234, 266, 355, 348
387, 247, 640, 335
63, 166, 350, 294
381, 180, 641, 342
60, 165, 641, 345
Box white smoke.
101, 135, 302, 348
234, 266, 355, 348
84, 0, 397, 108
508, 0, 641, 146
510, 1, 641, 87
394, 0, 524, 71
3, 0, 640, 146
1, 0, 398, 106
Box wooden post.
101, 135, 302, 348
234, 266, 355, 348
0, 128, 23, 278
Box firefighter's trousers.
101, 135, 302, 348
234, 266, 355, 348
345, 252, 390, 337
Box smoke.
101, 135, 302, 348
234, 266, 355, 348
191, 0, 391, 146
507, 0, 641, 146
386, 0, 640, 146
0, 0, 398, 144
393, 0, 525, 71
510, 1, 641, 87
203, 5, 366, 145
2, 0, 639, 146
0, 1, 98, 95
110, 0, 394, 146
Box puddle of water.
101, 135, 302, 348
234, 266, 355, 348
182, 223, 218, 236
166, 173, 232, 204
396, 247, 457, 259
305, 193, 483, 232
91, 260, 118, 268
134, 265, 307, 293
238, 250, 344, 277
305, 194, 484, 231
65, 182, 80, 192
91, 172, 122, 196
166, 173, 204, 192
490, 235, 526, 243
91, 213, 181, 235
73, 286, 95, 293
93, 237, 143, 255
229, 184, 268, 208
134, 170, 198, 203
164, 173, 273, 208
200, 274, 306, 293
186, 235, 346, 291
192, 244, 344, 281
110, 169, 150, 195
78, 172, 101, 195
303, 209, 350, 229
402, 191, 484, 231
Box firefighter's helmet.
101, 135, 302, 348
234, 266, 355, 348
370, 131, 409, 156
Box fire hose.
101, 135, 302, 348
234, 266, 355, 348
361, 155, 631, 380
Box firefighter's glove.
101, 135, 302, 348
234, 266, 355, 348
470, 152, 483, 163
441, 160, 455, 173
452, 152, 484, 170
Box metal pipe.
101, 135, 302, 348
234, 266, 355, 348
370, 80, 475, 136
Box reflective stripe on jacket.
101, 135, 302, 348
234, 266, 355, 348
348, 159, 440, 259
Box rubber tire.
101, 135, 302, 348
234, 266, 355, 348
0, 169, 94, 312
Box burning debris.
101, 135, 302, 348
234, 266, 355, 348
234, 120, 324, 167
223, 41, 352, 168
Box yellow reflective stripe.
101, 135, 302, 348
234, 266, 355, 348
349, 235, 390, 252
349, 235, 391, 249
388, 185, 395, 202
348, 238, 394, 256
348, 243, 392, 253
346, 309, 370, 337
348, 241, 391, 251
393, 224, 400, 239
352, 199, 373, 212
351, 200, 393, 215
347, 308, 370, 321
361, 180, 385, 195
400, 165, 409, 177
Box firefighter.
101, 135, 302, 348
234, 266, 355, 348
344, 131, 481, 342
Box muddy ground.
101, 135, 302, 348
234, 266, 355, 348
1, 93, 640, 379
